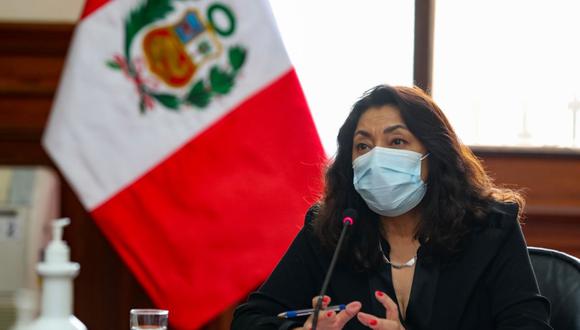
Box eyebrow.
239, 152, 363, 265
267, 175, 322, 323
354, 124, 408, 138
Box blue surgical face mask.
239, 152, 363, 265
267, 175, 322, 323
352, 147, 429, 217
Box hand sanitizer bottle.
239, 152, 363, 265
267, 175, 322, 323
28, 218, 87, 330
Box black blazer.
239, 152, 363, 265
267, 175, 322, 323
232, 203, 551, 330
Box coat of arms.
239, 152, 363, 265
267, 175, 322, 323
106, 0, 247, 113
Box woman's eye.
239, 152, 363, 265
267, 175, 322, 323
356, 143, 369, 151
392, 138, 406, 146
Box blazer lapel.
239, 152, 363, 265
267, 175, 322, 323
367, 266, 393, 317
405, 253, 440, 329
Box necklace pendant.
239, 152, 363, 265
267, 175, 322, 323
388, 256, 417, 269
378, 242, 418, 269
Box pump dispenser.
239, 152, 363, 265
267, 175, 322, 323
28, 218, 87, 330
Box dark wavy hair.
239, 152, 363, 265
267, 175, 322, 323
313, 85, 523, 270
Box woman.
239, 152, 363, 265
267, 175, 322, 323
231, 85, 551, 330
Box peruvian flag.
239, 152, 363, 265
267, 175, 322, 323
42, 0, 325, 329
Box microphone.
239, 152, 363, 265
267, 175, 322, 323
311, 209, 357, 330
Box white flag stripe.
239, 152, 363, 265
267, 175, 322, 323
43, 0, 291, 210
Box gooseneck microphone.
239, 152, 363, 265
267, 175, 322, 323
311, 209, 357, 330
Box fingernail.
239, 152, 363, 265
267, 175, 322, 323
322, 296, 329, 303
327, 311, 333, 317
375, 290, 384, 297
370, 319, 378, 326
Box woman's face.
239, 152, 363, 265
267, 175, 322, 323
352, 105, 429, 181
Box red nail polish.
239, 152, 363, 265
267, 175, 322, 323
375, 290, 384, 297
322, 296, 329, 303
370, 319, 378, 326
327, 311, 333, 317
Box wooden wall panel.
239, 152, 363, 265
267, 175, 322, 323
0, 56, 63, 95
521, 216, 579, 254
0, 23, 72, 56
0, 22, 578, 330
0, 97, 52, 140
483, 156, 580, 211
476, 151, 580, 257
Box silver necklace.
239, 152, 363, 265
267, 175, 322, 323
378, 242, 417, 269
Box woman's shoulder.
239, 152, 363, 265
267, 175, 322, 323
487, 200, 520, 227
464, 200, 523, 253
441, 201, 528, 276
291, 204, 326, 255
468, 200, 520, 233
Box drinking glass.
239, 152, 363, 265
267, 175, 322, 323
130, 309, 168, 330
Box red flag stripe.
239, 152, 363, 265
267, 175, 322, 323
91, 69, 325, 329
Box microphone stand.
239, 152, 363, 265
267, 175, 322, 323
311, 217, 353, 330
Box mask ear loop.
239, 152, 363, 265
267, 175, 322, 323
420, 153, 430, 185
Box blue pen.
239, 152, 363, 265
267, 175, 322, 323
277, 304, 346, 318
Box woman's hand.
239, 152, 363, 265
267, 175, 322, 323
356, 291, 405, 330
296, 295, 362, 330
